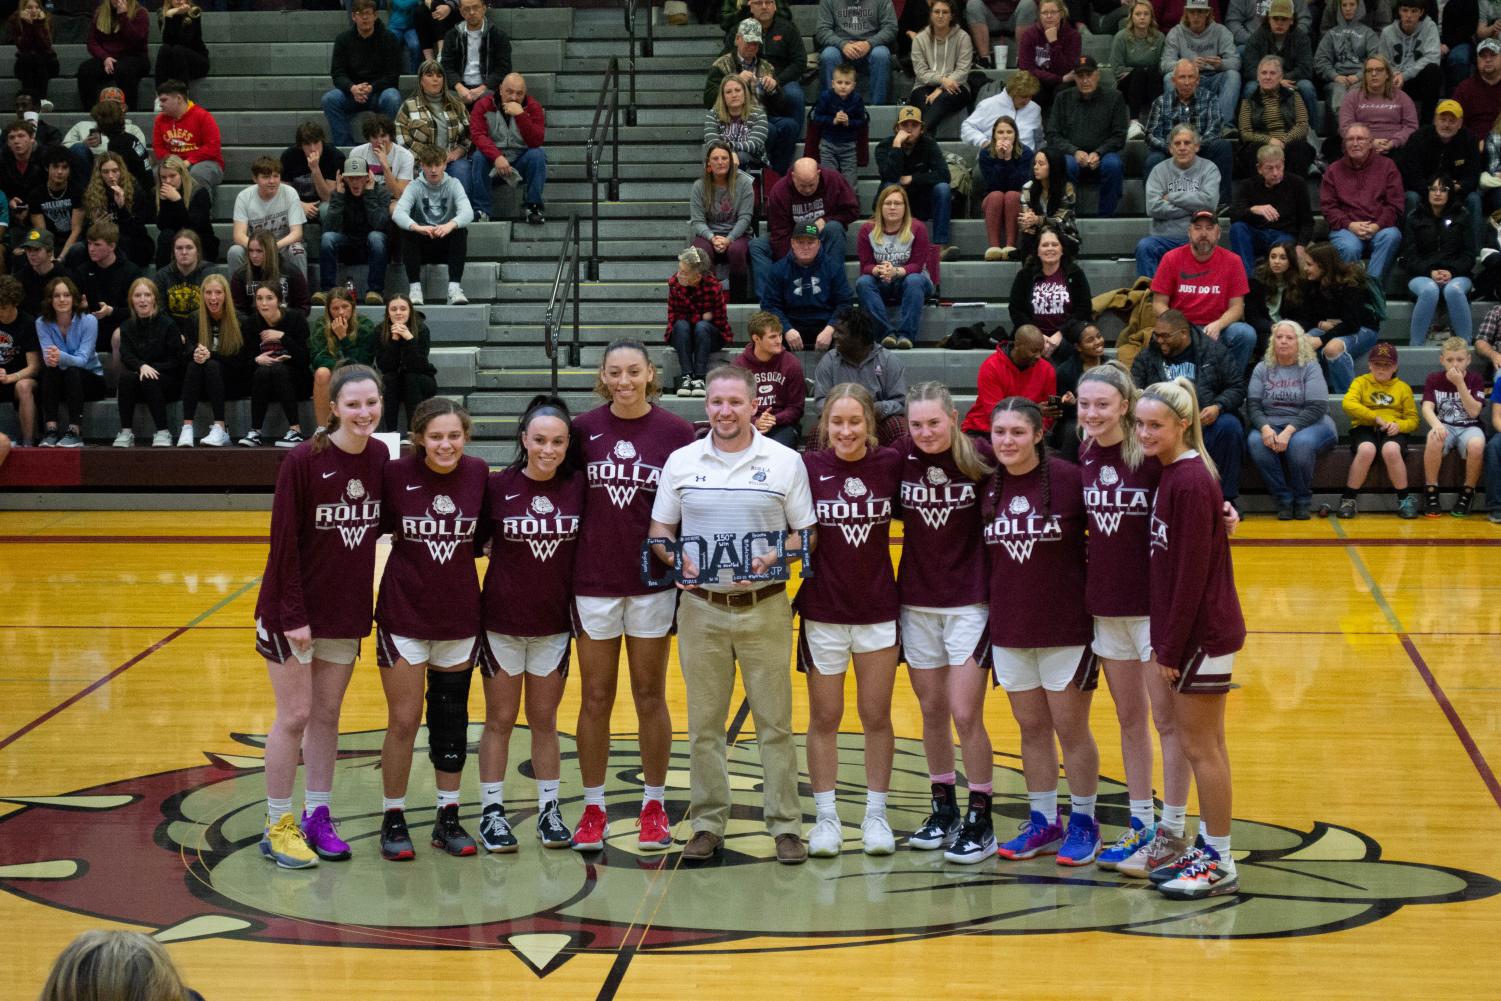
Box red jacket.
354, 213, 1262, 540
665, 272, 731, 344
1319, 151, 1404, 233
961, 347, 1057, 433
86, 8, 148, 61
470, 93, 546, 163
153, 102, 224, 169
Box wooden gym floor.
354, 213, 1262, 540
2, 510, 1499, 999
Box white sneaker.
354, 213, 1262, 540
1127, 119, 1145, 141
202, 425, 231, 447
446, 282, 468, 305
862, 813, 896, 856
112, 429, 134, 448
807, 815, 843, 858
152, 429, 173, 447
176, 426, 195, 447
408, 282, 425, 306
153, 96, 163, 113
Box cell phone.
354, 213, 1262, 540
1047, 394, 1061, 408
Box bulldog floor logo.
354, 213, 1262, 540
0, 730, 1494, 974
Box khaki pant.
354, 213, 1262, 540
676, 589, 801, 837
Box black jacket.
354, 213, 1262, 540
1398, 205, 1475, 278
1288, 278, 1372, 342
440, 21, 512, 92
375, 317, 437, 378
330, 21, 403, 96
1397, 125, 1483, 196
874, 133, 948, 220
1229, 174, 1315, 246
155, 186, 218, 265
1007, 260, 1093, 333
1130, 328, 1247, 415
326, 184, 391, 240
720, 11, 807, 87
119, 312, 185, 378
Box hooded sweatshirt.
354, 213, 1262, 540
761, 249, 854, 333
962, 347, 1057, 432
1226, 0, 1313, 43
765, 168, 861, 258
152, 102, 223, 168
1144, 156, 1220, 237
734, 343, 807, 428
1161, 21, 1240, 75
1378, 15, 1439, 78
393, 172, 474, 230
814, 0, 898, 49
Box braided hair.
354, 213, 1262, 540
981, 396, 1050, 523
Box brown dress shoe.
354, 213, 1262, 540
775, 833, 807, 865
681, 830, 723, 861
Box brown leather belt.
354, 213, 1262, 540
685, 582, 787, 608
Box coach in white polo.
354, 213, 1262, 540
649, 364, 815, 865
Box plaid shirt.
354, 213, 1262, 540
1145, 85, 1225, 155
395, 95, 472, 154
665, 272, 731, 344
1478, 302, 1501, 346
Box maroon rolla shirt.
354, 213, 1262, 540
1079, 440, 1161, 619
254, 439, 387, 638
982, 457, 1092, 648
796, 446, 903, 625
893, 434, 993, 609
572, 404, 697, 597
375, 453, 487, 640
482, 467, 585, 637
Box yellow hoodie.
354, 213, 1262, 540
1342, 373, 1418, 432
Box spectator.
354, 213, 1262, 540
815, 0, 898, 104
1337, 55, 1418, 156
279, 121, 343, 224
1227, 0, 1312, 42
960, 324, 1058, 433
28, 146, 85, 261
1129, 307, 1247, 503
1008, 227, 1091, 358
1245, 238, 1302, 344
875, 105, 955, 260
112, 276, 183, 448
809, 304, 908, 444
152, 79, 224, 199
178, 271, 246, 447
966, 0, 1040, 69
1046, 56, 1128, 217
1420, 336, 1488, 514
349, 114, 415, 202
77, 0, 150, 112
750, 158, 861, 301
1242, 2, 1319, 133
75, 221, 138, 358
1046, 317, 1105, 458
1236, 55, 1315, 179
36, 275, 103, 449
1320, 0, 1393, 31
238, 284, 311, 447
1149, 208, 1258, 372
389, 0, 428, 72
153, 228, 215, 324
666, 246, 732, 396
1136, 125, 1221, 278
394, 144, 474, 306
1400, 174, 1474, 347
1379, 0, 1441, 120
1, 120, 42, 223
722, 0, 808, 127
15, 93, 62, 151
153, 156, 216, 267
1229, 144, 1314, 275
1289, 240, 1380, 391
397, 59, 489, 221
1144, 60, 1234, 206
419, 0, 462, 69
1399, 100, 1484, 248
322, 0, 405, 148
154, 0, 209, 88
9, 0, 60, 107
1485, 368, 1501, 523
1321, 122, 1406, 280
308, 287, 376, 426
65, 94, 152, 184
0, 275, 40, 447
1110, 0, 1166, 132
1317, 0, 1383, 129
703, 75, 770, 171
1019, 0, 1083, 114
1161, 0, 1241, 125
14, 229, 77, 317
318, 154, 391, 306
856, 185, 936, 350
228, 156, 307, 279
1016, 147, 1079, 261
470, 73, 548, 226
761, 223, 855, 351
909, 0, 976, 136
232, 230, 311, 316
812, 62, 870, 189
1455, 38, 1501, 142
1246, 319, 1336, 519
689, 142, 755, 303
706, 19, 799, 174
977, 115, 1033, 260
962, 70, 1044, 152
68, 154, 154, 274
1338, 340, 1419, 517
374, 293, 437, 432
440, 0, 512, 108
1438, 0, 1481, 91
733, 308, 806, 447
38, 930, 205, 1001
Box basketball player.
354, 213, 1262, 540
254, 364, 386, 869
798, 383, 905, 857
373, 398, 487, 861
570, 340, 697, 851
475, 396, 582, 853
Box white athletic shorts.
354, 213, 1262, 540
481, 631, 571, 679
991, 644, 1099, 693
1092, 615, 1153, 663
375, 626, 478, 669
899, 605, 990, 670
798, 619, 898, 675
573, 591, 678, 640
255, 618, 360, 666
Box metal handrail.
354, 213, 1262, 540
541, 214, 583, 394
625, 0, 654, 61
583, 57, 624, 281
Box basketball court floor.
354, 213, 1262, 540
2, 510, 1499, 999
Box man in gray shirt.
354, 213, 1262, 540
810, 305, 908, 445
815, 0, 898, 103
1134, 124, 1221, 277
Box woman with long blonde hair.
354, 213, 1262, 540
77, 0, 150, 111
154, 155, 217, 265
855, 184, 935, 351
9, 0, 59, 105
179, 272, 248, 448
1244, 319, 1335, 519
703, 75, 768, 170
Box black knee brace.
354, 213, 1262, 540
425, 667, 474, 774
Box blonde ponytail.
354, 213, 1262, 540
1141, 377, 1219, 481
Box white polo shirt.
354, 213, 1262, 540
652, 430, 815, 593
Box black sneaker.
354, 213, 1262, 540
478, 803, 518, 854
526, 204, 546, 226
237, 429, 263, 448
676, 374, 694, 398
276, 428, 305, 448
943, 792, 997, 864
536, 800, 572, 848
379, 808, 415, 861
1424, 490, 1442, 518
1149, 835, 1207, 885
907, 783, 960, 850
1337, 497, 1357, 519
430, 803, 478, 857
1452, 490, 1474, 517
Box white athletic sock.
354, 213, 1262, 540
1161, 803, 1188, 837
266, 797, 292, 827
1203, 831, 1234, 872
1129, 798, 1156, 827
642, 784, 665, 807
304, 789, 331, 814
1027, 789, 1058, 820
436, 789, 460, 809
583, 785, 606, 808
1069, 794, 1096, 819
865, 790, 888, 816
382, 797, 405, 813
538, 779, 560, 810
481, 782, 504, 809
813, 789, 838, 821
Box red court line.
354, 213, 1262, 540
1398, 633, 1501, 810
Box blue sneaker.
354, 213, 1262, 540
996, 810, 1062, 860
1097, 816, 1153, 870
1056, 813, 1100, 866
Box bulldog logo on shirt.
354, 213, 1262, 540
503, 494, 578, 561
531, 495, 554, 515
1084, 465, 1151, 536
432, 494, 455, 516
1099, 465, 1119, 487
985, 494, 1062, 563
402, 495, 476, 564
926, 466, 949, 486
843, 476, 867, 498
815, 475, 891, 546
903, 463, 976, 530
1008, 495, 1030, 515
587, 438, 665, 510
314, 478, 381, 549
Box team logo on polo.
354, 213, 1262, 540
985, 495, 1061, 562
315, 478, 380, 548
588, 439, 661, 509
402, 493, 475, 563
903, 464, 976, 529
1, 730, 1492, 974
503, 496, 578, 561
1085, 465, 1150, 535
817, 476, 890, 546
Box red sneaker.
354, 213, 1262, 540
638, 799, 672, 851
571, 804, 609, 852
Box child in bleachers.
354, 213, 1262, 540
1420, 336, 1488, 516
812, 63, 867, 190
1339, 341, 1420, 518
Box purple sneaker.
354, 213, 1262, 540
996, 810, 1063, 860
300, 805, 352, 861
1056, 813, 1101, 866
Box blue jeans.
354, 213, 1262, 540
1408, 276, 1474, 345
1166, 69, 1239, 125
926, 182, 952, 244
767, 114, 800, 174
1217, 321, 1257, 374
1228, 222, 1291, 276
1329, 226, 1402, 281
319, 229, 390, 294
1246, 415, 1337, 505
819, 44, 891, 104
856, 272, 934, 340
321, 87, 404, 147
450, 148, 492, 217
1404, 189, 1484, 257
1134, 234, 1185, 278
1446, 41, 1474, 90
750, 222, 847, 302
397, 26, 422, 72
1064, 152, 1124, 217
671, 319, 720, 379
1201, 411, 1244, 501
1241, 77, 1322, 133
778, 80, 806, 121
506, 146, 549, 207
1144, 140, 1233, 205
1322, 325, 1379, 393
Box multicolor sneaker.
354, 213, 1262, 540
537, 801, 572, 848
260, 813, 318, 869
1397, 495, 1421, 519
1424, 490, 1442, 518
638, 799, 672, 851
996, 811, 1063, 860
1157, 845, 1239, 900
1117, 825, 1190, 880
943, 796, 997, 865
1056, 813, 1101, 866
379, 808, 415, 861
1097, 817, 1154, 870
1149, 836, 1208, 885
478, 803, 518, 853
1453, 490, 1475, 517
431, 803, 478, 856
299, 805, 352, 861
571, 804, 608, 852
908, 783, 961, 850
